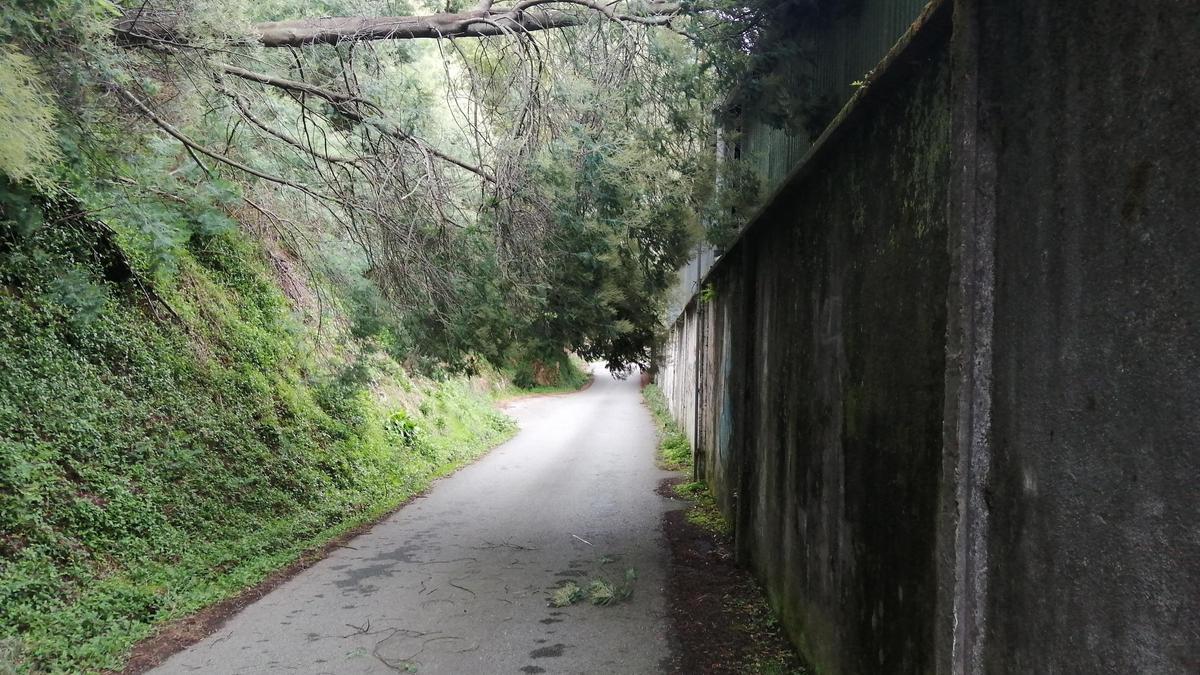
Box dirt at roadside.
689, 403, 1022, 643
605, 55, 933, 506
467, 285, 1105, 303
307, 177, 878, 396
658, 477, 809, 675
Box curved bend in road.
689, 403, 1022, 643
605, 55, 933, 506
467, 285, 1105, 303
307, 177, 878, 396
153, 368, 678, 674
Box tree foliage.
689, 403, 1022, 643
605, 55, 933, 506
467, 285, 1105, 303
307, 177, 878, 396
0, 0, 798, 372
0, 49, 61, 187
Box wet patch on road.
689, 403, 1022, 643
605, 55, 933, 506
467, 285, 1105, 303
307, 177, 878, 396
529, 643, 566, 658
370, 543, 423, 562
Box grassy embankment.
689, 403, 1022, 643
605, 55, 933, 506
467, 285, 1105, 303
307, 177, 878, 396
0, 187, 586, 673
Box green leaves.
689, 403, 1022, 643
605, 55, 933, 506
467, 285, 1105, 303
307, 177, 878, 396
0, 48, 61, 188
0, 192, 519, 672
45, 270, 108, 328
385, 410, 422, 447
0, 178, 45, 238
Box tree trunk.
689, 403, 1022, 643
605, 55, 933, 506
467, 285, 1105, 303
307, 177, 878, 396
115, 2, 682, 48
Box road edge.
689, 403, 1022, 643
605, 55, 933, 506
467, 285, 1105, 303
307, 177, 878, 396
113, 427, 519, 674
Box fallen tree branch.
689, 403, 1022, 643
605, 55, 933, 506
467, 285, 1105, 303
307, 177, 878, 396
220, 64, 360, 103
115, 2, 686, 48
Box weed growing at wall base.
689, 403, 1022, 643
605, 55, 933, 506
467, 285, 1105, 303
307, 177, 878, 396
642, 384, 692, 471
644, 381, 805, 673
674, 481, 732, 536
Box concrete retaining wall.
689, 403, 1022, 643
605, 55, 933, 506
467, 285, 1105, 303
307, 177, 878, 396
658, 304, 697, 451
952, 1, 1200, 671
656, 1, 1199, 672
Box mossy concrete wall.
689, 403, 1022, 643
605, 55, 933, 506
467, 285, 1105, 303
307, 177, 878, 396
944, 1, 1200, 672
661, 5, 954, 672
658, 305, 698, 451
658, 0, 1199, 672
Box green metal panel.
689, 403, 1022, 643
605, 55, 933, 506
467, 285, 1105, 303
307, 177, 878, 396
736, 0, 932, 194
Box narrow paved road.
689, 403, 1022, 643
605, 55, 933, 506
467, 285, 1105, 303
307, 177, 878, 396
154, 368, 677, 674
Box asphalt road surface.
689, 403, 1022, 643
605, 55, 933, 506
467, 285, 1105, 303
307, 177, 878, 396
153, 367, 678, 674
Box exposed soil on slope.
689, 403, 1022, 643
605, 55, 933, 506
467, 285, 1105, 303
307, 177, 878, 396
658, 477, 809, 674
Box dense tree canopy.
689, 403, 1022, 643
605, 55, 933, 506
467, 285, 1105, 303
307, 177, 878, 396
0, 0, 829, 372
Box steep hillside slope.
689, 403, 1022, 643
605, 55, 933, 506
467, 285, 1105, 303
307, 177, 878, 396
0, 183, 518, 673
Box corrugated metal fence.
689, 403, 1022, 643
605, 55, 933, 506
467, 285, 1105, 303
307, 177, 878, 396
671, 1, 933, 314
740, 0, 933, 193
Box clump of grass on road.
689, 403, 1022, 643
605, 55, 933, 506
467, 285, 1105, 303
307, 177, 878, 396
551, 582, 585, 608
549, 568, 637, 608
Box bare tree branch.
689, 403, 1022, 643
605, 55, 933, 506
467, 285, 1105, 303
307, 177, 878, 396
219, 64, 360, 103
115, 85, 336, 203
217, 64, 496, 183
220, 85, 360, 165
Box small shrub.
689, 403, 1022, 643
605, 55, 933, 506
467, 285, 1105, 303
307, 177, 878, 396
384, 410, 421, 446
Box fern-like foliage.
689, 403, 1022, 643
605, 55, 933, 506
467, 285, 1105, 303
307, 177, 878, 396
0, 48, 60, 187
